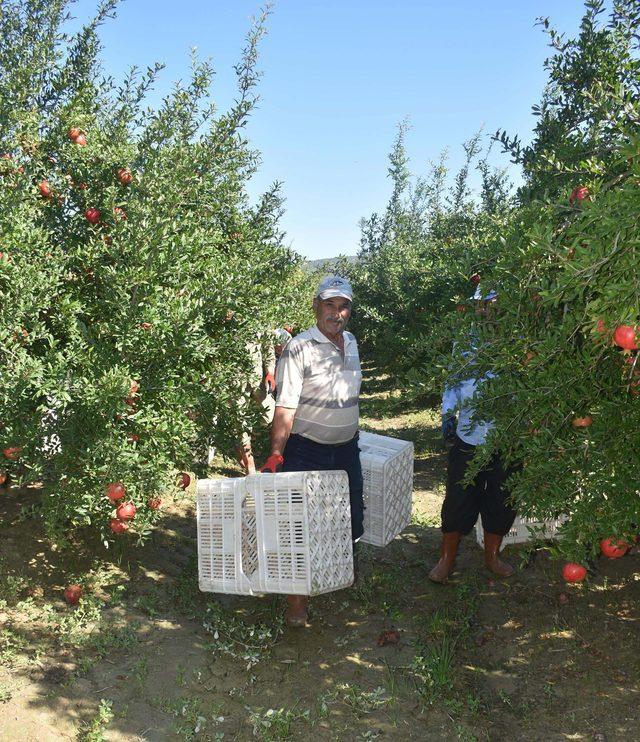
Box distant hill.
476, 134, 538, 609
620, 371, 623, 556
305, 255, 358, 272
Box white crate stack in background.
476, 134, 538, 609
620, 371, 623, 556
475, 514, 567, 549
359, 431, 414, 547
197, 470, 353, 596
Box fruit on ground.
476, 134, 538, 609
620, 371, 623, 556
116, 501, 136, 521
562, 563, 587, 583
178, 472, 191, 490
3, 446, 21, 460
569, 185, 590, 205
110, 518, 129, 534
106, 482, 125, 502
571, 416, 593, 428
470, 273, 481, 285
613, 325, 638, 350
147, 497, 162, 510
600, 538, 628, 559
64, 584, 83, 605
85, 207, 101, 224
39, 180, 52, 198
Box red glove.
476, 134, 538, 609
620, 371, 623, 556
261, 454, 284, 473
264, 373, 276, 393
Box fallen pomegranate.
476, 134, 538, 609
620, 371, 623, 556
3, 446, 22, 460
470, 272, 481, 285
147, 497, 162, 510
64, 584, 83, 605
562, 562, 587, 583
178, 472, 191, 490
600, 538, 628, 559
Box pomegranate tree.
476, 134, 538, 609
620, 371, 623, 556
0, 2, 315, 546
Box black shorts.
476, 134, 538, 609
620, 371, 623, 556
441, 436, 517, 536
282, 433, 364, 542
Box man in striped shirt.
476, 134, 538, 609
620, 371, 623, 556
262, 275, 363, 627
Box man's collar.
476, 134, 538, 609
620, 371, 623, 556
311, 325, 352, 347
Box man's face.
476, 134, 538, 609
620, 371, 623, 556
314, 296, 352, 337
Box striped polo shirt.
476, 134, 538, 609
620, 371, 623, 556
275, 325, 362, 444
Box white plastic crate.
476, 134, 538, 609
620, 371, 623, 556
475, 514, 567, 549
359, 431, 414, 547
197, 470, 353, 596
197, 477, 257, 595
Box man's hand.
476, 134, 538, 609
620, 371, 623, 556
260, 453, 284, 473
264, 373, 276, 394
442, 415, 457, 442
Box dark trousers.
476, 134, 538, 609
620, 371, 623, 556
282, 433, 364, 541
442, 435, 517, 536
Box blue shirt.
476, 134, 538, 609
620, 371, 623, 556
442, 373, 495, 446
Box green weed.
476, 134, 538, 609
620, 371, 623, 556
247, 706, 310, 741
0, 683, 13, 703
330, 683, 391, 717
0, 628, 28, 666
132, 656, 149, 693
154, 697, 208, 741
77, 698, 114, 742
203, 602, 283, 669
411, 634, 456, 704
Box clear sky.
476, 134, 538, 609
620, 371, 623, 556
72, 0, 589, 260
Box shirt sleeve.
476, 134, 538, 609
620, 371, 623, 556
442, 382, 460, 417
275, 342, 304, 408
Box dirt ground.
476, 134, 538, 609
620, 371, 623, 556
1, 372, 639, 741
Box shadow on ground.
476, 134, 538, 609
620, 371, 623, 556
0, 369, 638, 740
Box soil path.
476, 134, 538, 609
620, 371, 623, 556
0, 372, 638, 740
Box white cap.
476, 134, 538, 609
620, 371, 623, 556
316, 275, 353, 301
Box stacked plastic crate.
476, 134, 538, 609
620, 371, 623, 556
359, 431, 414, 547
475, 514, 568, 549
197, 470, 353, 596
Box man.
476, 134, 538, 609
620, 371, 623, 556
237, 332, 277, 474
261, 275, 363, 627
273, 327, 292, 360
429, 289, 517, 583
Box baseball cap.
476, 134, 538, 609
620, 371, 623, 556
316, 275, 353, 301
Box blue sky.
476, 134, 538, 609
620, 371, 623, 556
73, 1, 589, 259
